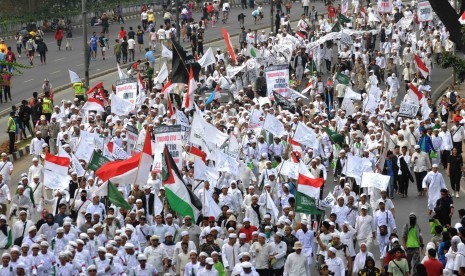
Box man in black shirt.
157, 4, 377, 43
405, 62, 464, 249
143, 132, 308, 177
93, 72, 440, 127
127, 26, 136, 40
121, 37, 129, 64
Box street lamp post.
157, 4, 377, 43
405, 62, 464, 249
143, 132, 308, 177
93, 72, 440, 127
271, 0, 274, 33
82, 0, 90, 88
176, 0, 181, 41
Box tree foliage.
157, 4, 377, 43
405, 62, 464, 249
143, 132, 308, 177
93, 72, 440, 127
0, 61, 32, 86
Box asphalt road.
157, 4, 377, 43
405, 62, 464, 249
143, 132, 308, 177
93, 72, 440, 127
3, 4, 307, 112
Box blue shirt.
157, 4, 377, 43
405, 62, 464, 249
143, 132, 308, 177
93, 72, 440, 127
386, 160, 394, 176
145, 50, 155, 63
90, 36, 98, 47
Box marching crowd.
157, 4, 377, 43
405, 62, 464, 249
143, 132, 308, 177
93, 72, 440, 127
1, 0, 465, 275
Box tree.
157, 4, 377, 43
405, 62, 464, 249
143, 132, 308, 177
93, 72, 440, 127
428, 0, 464, 51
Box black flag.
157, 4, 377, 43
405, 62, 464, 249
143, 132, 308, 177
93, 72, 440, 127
171, 41, 202, 84
273, 91, 295, 113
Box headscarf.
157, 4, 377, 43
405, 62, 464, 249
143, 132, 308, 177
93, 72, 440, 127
451, 236, 461, 252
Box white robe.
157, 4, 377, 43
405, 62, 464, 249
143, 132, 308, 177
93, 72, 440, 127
422, 171, 446, 211
283, 252, 310, 276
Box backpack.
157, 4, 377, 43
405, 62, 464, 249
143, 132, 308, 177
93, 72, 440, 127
450, 92, 457, 104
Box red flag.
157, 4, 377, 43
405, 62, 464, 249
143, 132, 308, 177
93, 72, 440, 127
414, 54, 429, 78
86, 82, 104, 95
222, 28, 236, 64
460, 10, 465, 24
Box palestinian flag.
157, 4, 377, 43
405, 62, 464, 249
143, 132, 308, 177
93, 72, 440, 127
162, 146, 202, 220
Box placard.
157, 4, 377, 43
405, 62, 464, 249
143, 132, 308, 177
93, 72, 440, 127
115, 78, 137, 104
398, 102, 420, 118
265, 65, 289, 98
417, 0, 433, 22
154, 125, 183, 169
126, 125, 139, 155
377, 0, 392, 13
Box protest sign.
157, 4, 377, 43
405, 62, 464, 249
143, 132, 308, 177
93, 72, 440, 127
377, 0, 392, 13
155, 125, 183, 169
398, 102, 420, 118
265, 65, 289, 97
417, 0, 433, 22
126, 125, 139, 154
115, 78, 137, 104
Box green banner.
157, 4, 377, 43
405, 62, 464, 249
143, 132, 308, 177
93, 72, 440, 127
295, 192, 324, 215
88, 150, 110, 171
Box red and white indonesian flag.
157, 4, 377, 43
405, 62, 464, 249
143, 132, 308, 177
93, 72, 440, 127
96, 130, 153, 186
184, 68, 196, 110
297, 173, 324, 200
296, 161, 323, 199
190, 146, 207, 163
301, 81, 313, 94
414, 54, 429, 78
408, 83, 423, 105
162, 80, 173, 94
44, 153, 71, 189
81, 98, 105, 113
460, 11, 465, 24
289, 137, 303, 154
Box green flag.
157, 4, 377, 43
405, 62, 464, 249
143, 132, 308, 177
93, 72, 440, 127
331, 21, 341, 32
88, 150, 110, 171
108, 181, 132, 210
338, 14, 351, 23
322, 127, 345, 146
295, 192, 324, 215
335, 72, 350, 85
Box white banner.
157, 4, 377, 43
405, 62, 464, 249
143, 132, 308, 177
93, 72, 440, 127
377, 0, 392, 13
345, 155, 373, 184
249, 109, 264, 129
151, 143, 164, 173
265, 65, 289, 97
44, 170, 71, 190
398, 102, 420, 118
193, 158, 220, 185
111, 94, 134, 116
263, 114, 286, 138
155, 125, 183, 169
340, 31, 353, 46
293, 122, 316, 147
226, 64, 246, 79
280, 160, 299, 179
417, 0, 433, 22
361, 172, 391, 191
396, 17, 413, 29
198, 47, 216, 68
74, 138, 94, 162
115, 79, 137, 104
126, 125, 139, 155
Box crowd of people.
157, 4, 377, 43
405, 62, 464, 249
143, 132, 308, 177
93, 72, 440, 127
1, 0, 465, 275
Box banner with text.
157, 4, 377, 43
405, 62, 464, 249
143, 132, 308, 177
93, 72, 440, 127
377, 0, 393, 13
398, 102, 420, 118
154, 125, 183, 169
265, 65, 289, 98
115, 78, 137, 104
417, 0, 433, 22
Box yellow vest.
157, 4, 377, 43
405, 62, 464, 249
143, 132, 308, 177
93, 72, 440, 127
42, 98, 52, 114
8, 117, 16, 132
73, 82, 85, 96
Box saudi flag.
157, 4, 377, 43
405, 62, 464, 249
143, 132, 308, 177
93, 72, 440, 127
322, 127, 345, 146
88, 150, 110, 171
162, 146, 202, 220
335, 72, 350, 85
94, 181, 132, 210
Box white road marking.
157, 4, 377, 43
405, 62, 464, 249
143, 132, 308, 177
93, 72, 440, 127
54, 58, 64, 61
50, 70, 60, 75
76, 64, 84, 67
24, 79, 34, 83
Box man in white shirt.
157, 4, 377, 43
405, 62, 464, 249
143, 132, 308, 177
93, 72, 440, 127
270, 232, 287, 274
29, 132, 45, 158
411, 145, 432, 196
27, 157, 43, 184
354, 205, 375, 249
439, 122, 453, 168
222, 233, 240, 274
0, 153, 13, 187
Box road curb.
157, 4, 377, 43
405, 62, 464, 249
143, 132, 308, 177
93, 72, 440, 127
8, 145, 30, 162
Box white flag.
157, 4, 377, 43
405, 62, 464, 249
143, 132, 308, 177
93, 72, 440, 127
117, 63, 128, 79
341, 96, 355, 116
74, 138, 94, 162
162, 44, 173, 59
293, 122, 316, 147
345, 87, 362, 100
215, 149, 239, 176
263, 114, 286, 138
68, 70, 81, 84
198, 47, 216, 67
111, 94, 134, 116
203, 192, 222, 218
156, 63, 169, 84
361, 172, 391, 190
193, 158, 219, 186
266, 191, 279, 219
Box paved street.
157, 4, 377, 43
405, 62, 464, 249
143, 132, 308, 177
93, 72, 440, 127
3, 4, 304, 111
